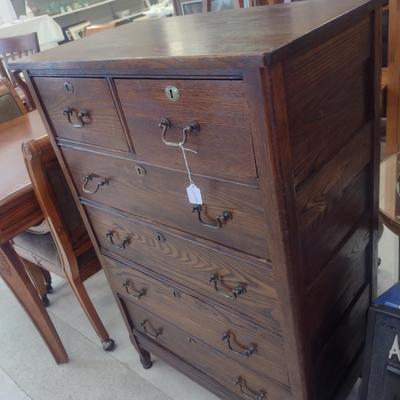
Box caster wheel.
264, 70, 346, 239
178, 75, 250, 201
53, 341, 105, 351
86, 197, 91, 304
42, 295, 50, 307
46, 284, 54, 294
141, 359, 153, 370
102, 339, 115, 352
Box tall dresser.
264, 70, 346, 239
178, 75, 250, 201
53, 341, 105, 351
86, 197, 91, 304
14, 1, 383, 398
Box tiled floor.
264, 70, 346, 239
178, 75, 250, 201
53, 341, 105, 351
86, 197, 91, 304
0, 227, 397, 400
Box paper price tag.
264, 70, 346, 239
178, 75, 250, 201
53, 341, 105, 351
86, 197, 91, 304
186, 183, 203, 205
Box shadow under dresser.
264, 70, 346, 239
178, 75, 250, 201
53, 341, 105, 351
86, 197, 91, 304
13, 0, 384, 398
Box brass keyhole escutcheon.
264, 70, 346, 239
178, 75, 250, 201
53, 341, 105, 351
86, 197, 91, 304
164, 85, 180, 102
135, 165, 146, 176
63, 81, 74, 94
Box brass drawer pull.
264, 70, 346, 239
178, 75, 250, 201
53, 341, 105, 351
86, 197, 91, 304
122, 280, 146, 299
82, 174, 107, 194
140, 320, 162, 340
234, 377, 266, 400
209, 274, 246, 300
159, 117, 200, 148
63, 107, 90, 128
106, 230, 130, 249
192, 205, 232, 230
222, 331, 257, 358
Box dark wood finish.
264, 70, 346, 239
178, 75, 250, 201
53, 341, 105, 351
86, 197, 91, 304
114, 79, 257, 182
61, 146, 267, 258
0, 110, 67, 364
15, 136, 114, 349
85, 204, 278, 329
0, 32, 39, 110
34, 77, 130, 152
106, 256, 288, 386
16, 1, 383, 398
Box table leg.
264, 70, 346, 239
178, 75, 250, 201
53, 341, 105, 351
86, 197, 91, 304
0, 242, 68, 364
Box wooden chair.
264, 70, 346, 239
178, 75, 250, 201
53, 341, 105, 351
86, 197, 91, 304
0, 78, 26, 124
12, 136, 115, 351
0, 32, 39, 111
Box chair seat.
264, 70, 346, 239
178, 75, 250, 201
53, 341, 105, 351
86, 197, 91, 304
13, 231, 98, 277
13, 231, 60, 268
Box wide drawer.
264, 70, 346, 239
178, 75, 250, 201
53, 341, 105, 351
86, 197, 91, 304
34, 77, 129, 152
114, 79, 257, 183
61, 146, 268, 259
119, 295, 291, 400
106, 256, 288, 386
86, 205, 279, 330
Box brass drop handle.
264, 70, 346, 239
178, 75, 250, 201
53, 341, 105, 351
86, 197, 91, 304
122, 280, 146, 299
63, 107, 90, 128
234, 377, 266, 400
140, 320, 162, 340
159, 117, 200, 148
209, 274, 246, 300
106, 230, 130, 249
222, 331, 257, 358
82, 174, 107, 194
192, 205, 232, 230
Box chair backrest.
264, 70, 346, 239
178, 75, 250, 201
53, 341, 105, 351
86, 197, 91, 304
22, 136, 92, 278
0, 32, 39, 78
0, 78, 26, 123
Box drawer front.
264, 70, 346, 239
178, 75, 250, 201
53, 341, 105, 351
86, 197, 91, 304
106, 257, 288, 386
34, 77, 129, 152
114, 79, 257, 183
62, 146, 268, 259
87, 205, 280, 331
119, 296, 291, 400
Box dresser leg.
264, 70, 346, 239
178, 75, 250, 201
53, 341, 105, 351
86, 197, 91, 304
130, 333, 153, 369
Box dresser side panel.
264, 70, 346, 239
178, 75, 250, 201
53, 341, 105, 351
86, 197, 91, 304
282, 9, 381, 400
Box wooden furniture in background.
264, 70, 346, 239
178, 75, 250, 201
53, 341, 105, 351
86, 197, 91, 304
0, 110, 67, 364
16, 0, 382, 398
0, 78, 26, 124
13, 136, 115, 351
0, 32, 39, 110
384, 0, 400, 155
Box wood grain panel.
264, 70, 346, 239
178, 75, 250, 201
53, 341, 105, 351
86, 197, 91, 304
301, 167, 370, 285
87, 205, 280, 331
305, 217, 369, 350
115, 79, 257, 182
105, 257, 288, 386
284, 19, 371, 186
34, 77, 130, 152
314, 286, 369, 399
120, 298, 292, 400
61, 146, 268, 259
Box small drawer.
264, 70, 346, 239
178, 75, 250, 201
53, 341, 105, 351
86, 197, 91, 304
118, 294, 291, 400
34, 77, 129, 152
106, 257, 288, 386
62, 146, 268, 259
114, 79, 257, 183
87, 205, 280, 331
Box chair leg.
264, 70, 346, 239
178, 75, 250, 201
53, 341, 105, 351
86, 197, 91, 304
22, 259, 49, 307
65, 275, 115, 351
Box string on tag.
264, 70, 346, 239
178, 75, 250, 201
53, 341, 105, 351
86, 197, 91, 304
180, 144, 197, 185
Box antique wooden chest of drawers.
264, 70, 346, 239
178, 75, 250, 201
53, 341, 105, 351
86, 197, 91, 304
14, 0, 383, 398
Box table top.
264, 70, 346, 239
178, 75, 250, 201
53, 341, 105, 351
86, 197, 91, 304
0, 110, 46, 203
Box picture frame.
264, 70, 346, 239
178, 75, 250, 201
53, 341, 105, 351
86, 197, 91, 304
173, 0, 204, 15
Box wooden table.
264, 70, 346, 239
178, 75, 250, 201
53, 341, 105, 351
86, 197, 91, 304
0, 111, 67, 363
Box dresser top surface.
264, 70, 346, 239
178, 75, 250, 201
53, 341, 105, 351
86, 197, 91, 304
14, 0, 380, 72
